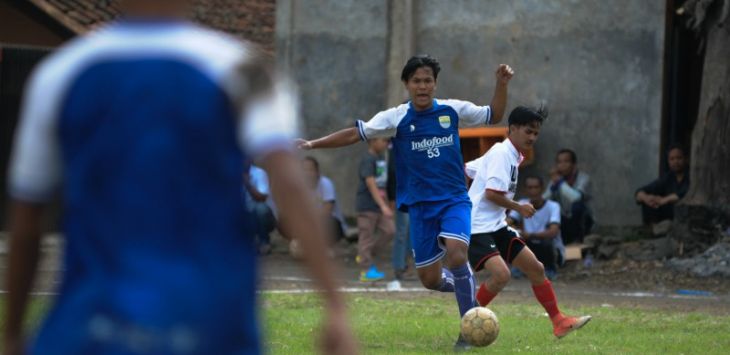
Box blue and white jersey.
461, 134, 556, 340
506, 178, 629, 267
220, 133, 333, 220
8, 20, 298, 354
356, 99, 491, 210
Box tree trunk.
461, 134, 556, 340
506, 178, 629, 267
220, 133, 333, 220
671, 0, 730, 254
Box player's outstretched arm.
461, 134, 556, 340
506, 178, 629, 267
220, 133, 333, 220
3, 201, 44, 355
296, 127, 360, 150
260, 150, 358, 355
489, 64, 514, 124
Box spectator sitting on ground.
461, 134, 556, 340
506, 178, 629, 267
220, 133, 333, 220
635, 144, 689, 226
284, 157, 348, 258
355, 138, 395, 282
508, 175, 565, 280
243, 163, 276, 255
543, 148, 593, 245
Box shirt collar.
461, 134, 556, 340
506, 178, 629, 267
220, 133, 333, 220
505, 138, 525, 164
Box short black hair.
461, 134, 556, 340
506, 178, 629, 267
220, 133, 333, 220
507, 104, 548, 128
667, 143, 686, 156
524, 175, 545, 187
303, 156, 320, 172
401, 54, 441, 82
557, 148, 577, 164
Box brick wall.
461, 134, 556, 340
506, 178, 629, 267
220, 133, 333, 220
193, 0, 276, 53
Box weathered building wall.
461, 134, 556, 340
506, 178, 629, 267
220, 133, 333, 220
278, 0, 666, 226
277, 0, 389, 219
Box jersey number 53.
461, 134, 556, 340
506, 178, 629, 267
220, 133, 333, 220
427, 147, 440, 159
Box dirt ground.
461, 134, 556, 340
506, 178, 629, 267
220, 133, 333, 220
260, 234, 730, 315
3, 234, 729, 315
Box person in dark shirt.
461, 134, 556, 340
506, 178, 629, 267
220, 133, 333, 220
635, 145, 690, 224
355, 138, 394, 281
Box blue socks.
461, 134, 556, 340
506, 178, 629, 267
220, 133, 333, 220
437, 268, 455, 292
451, 264, 476, 317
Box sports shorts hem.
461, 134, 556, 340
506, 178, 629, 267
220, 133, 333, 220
439, 232, 469, 245
415, 250, 446, 268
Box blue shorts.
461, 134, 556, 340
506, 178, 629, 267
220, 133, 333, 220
408, 197, 472, 268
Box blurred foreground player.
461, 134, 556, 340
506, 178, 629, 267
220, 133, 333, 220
466, 106, 591, 339
3, 1, 356, 354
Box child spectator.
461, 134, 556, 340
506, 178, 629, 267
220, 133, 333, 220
356, 138, 395, 282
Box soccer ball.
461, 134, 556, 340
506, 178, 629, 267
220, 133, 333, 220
460, 306, 499, 347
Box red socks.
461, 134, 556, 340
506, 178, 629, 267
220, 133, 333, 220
531, 279, 564, 323
476, 283, 498, 307
478, 279, 565, 325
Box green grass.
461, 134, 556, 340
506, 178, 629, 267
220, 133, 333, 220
4, 294, 730, 354
263, 293, 730, 354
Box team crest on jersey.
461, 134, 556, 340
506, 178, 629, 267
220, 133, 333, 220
438, 115, 451, 129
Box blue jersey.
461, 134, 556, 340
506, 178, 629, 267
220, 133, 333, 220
356, 99, 492, 210
8, 20, 298, 354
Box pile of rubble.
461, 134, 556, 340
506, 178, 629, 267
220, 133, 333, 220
583, 220, 677, 261
668, 240, 730, 277
583, 221, 730, 278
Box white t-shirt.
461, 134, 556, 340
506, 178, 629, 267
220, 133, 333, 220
509, 198, 566, 260
244, 165, 271, 211
509, 199, 561, 241
468, 139, 523, 234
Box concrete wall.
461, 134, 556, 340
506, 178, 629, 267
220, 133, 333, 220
277, 0, 389, 219
278, 0, 666, 226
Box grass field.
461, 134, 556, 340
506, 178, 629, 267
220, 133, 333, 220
264, 293, 730, 354
4, 293, 730, 354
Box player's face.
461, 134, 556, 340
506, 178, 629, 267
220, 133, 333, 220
404, 67, 436, 111
556, 153, 574, 176
525, 178, 544, 199
667, 148, 686, 173
511, 122, 540, 152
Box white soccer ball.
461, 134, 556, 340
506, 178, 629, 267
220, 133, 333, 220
460, 306, 499, 347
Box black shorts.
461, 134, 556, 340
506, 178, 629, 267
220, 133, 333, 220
468, 227, 526, 271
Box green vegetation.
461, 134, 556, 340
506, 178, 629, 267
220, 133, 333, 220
264, 293, 730, 354
3, 294, 730, 354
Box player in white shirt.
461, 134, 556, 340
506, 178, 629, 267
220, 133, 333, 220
466, 106, 591, 339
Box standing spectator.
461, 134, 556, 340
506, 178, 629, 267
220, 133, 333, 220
508, 176, 565, 280
387, 142, 412, 283
635, 144, 690, 225
356, 138, 395, 281
243, 164, 276, 255
543, 149, 593, 244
